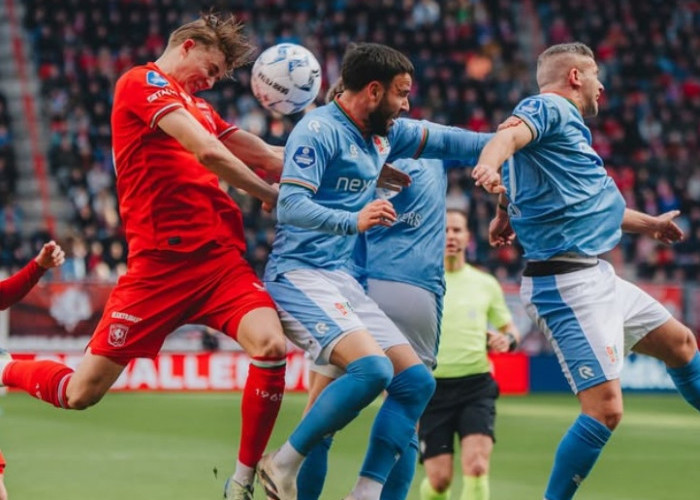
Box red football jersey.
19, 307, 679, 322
111, 63, 244, 256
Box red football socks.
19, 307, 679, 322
3, 360, 73, 409
238, 356, 286, 467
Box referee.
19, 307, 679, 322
419, 209, 519, 500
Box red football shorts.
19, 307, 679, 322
0, 449, 5, 473
88, 243, 276, 365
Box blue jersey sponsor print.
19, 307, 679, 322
265, 100, 489, 280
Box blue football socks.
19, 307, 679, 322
380, 432, 419, 500
667, 351, 700, 411
289, 355, 392, 455
360, 364, 435, 484
544, 413, 611, 500
297, 435, 333, 500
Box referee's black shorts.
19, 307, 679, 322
418, 372, 499, 461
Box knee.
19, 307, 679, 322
349, 355, 393, 393
599, 409, 623, 430
247, 332, 287, 359
465, 456, 490, 477
66, 387, 105, 410
388, 364, 436, 406
673, 326, 698, 364
429, 473, 452, 493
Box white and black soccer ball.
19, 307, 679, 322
251, 43, 322, 115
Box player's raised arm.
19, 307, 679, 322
388, 119, 492, 165
471, 119, 533, 193
621, 208, 684, 244
157, 108, 278, 206
222, 128, 284, 176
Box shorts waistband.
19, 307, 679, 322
523, 257, 598, 277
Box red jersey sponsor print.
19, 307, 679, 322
111, 63, 243, 256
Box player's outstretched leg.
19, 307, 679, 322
258, 354, 393, 500
632, 318, 700, 411
1, 349, 74, 408
349, 361, 435, 500
227, 309, 288, 498
2, 350, 125, 409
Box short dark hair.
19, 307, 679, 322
537, 42, 594, 68
446, 208, 469, 224
341, 43, 414, 91
325, 78, 345, 104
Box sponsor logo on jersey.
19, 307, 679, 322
146, 70, 169, 87
349, 144, 359, 158
307, 120, 321, 133
108, 323, 130, 347
146, 88, 177, 103
111, 311, 142, 323
397, 211, 423, 227
315, 322, 329, 335
335, 176, 375, 193
293, 146, 317, 168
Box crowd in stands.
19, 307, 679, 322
0, 0, 697, 286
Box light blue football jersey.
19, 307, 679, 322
265, 100, 485, 280
503, 93, 626, 260
359, 153, 488, 296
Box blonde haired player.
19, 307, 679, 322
0, 12, 286, 500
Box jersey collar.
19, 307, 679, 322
332, 96, 370, 137
541, 91, 582, 116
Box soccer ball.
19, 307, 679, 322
251, 43, 322, 115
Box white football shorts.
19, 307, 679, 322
265, 268, 408, 370
520, 259, 671, 393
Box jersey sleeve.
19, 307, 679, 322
118, 68, 184, 129
280, 116, 335, 193
486, 276, 512, 329
512, 95, 566, 143
386, 118, 430, 161
0, 259, 45, 310
208, 104, 239, 140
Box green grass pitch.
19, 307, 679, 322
1, 392, 698, 499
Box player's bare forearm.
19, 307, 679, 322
201, 143, 279, 205
478, 121, 531, 168
157, 110, 278, 205
622, 208, 684, 244
223, 130, 283, 175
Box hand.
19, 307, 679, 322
471, 163, 506, 193
35, 241, 65, 269
357, 199, 397, 232
487, 331, 510, 353
262, 183, 279, 213
377, 163, 411, 193
488, 214, 515, 247
649, 210, 684, 244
